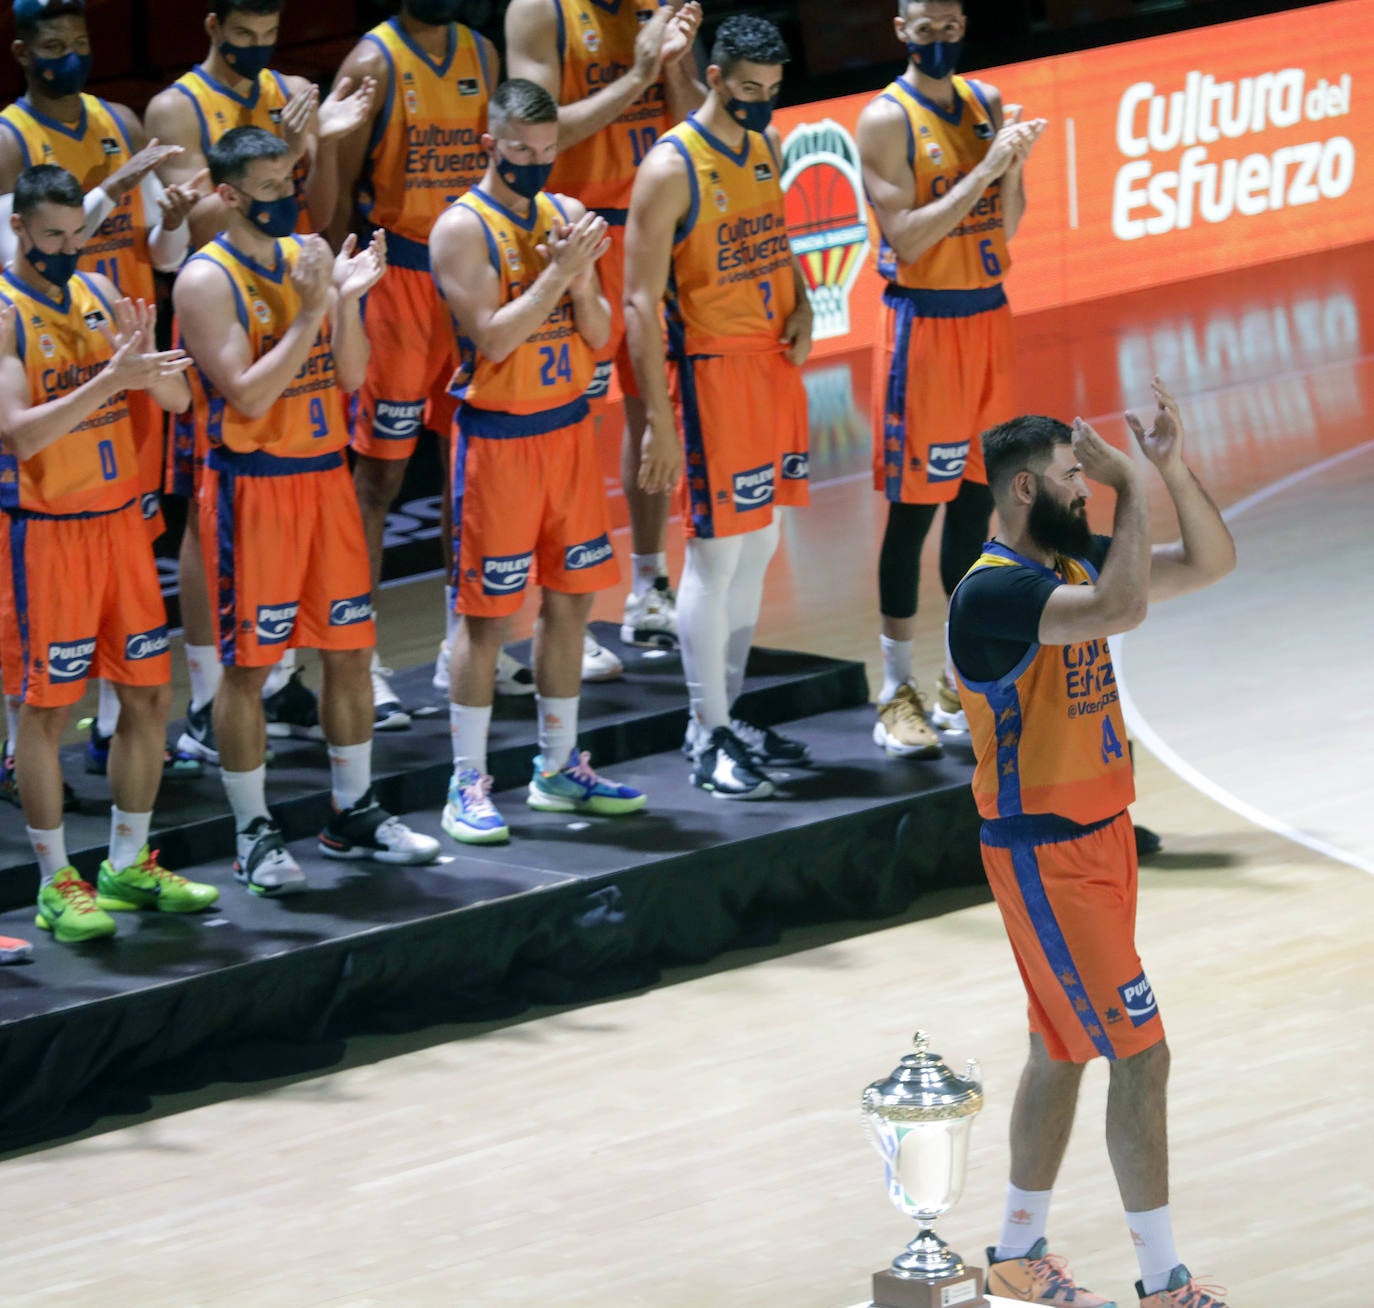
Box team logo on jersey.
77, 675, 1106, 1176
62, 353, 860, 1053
583, 31, 600, 52
125, 626, 170, 661
918, 123, 931, 136
101, 137, 122, 156
372, 399, 425, 439
405, 89, 419, 115
926, 440, 970, 482
481, 551, 534, 596
37, 333, 56, 359
328, 595, 374, 627
781, 119, 871, 341
255, 602, 298, 644
974, 120, 995, 140
252, 299, 272, 325
458, 77, 480, 97
505, 246, 522, 272
564, 534, 614, 572
781, 451, 809, 481
84, 310, 107, 331
1116, 972, 1159, 1027
47, 638, 96, 682
732, 463, 775, 511
713, 188, 729, 214
753, 162, 774, 182
925, 142, 945, 164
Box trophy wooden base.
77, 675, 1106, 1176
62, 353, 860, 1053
872, 1265, 986, 1308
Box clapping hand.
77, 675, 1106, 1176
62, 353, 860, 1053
1124, 376, 1185, 473
332, 230, 389, 302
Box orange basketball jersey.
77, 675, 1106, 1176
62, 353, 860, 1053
661, 115, 796, 358
952, 546, 1135, 827
0, 270, 138, 516
547, 0, 669, 216
185, 236, 347, 458
874, 75, 1009, 292
360, 18, 492, 248
168, 64, 313, 233
447, 188, 594, 415
0, 95, 155, 303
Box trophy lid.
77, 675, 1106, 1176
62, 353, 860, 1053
861, 1031, 983, 1121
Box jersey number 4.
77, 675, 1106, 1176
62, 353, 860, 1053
539, 343, 573, 386
1100, 715, 1124, 765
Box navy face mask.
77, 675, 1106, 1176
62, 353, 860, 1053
906, 39, 964, 80
26, 243, 80, 288
234, 187, 300, 237
724, 95, 777, 134
31, 50, 92, 98
495, 153, 552, 200
219, 39, 276, 81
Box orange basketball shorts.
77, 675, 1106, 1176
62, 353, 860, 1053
0, 501, 170, 707
871, 285, 1015, 505
128, 389, 167, 541
451, 399, 619, 619
980, 810, 1165, 1064
584, 220, 640, 410
353, 248, 459, 462
199, 449, 375, 667
674, 350, 809, 539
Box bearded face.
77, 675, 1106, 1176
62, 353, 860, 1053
1027, 477, 1093, 558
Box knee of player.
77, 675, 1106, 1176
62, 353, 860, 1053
352, 458, 408, 511
1111, 1035, 1170, 1085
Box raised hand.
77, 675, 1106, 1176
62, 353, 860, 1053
633, 6, 672, 85
985, 108, 1049, 177
660, 1, 703, 68
291, 234, 335, 314
542, 212, 611, 286
1124, 377, 1185, 473
98, 297, 192, 393
1071, 417, 1138, 491
104, 138, 185, 203
157, 168, 211, 232
280, 83, 320, 162
318, 75, 378, 142
332, 229, 388, 302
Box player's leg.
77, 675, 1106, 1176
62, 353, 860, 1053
443, 610, 509, 844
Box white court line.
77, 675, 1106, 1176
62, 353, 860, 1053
1117, 438, 1374, 878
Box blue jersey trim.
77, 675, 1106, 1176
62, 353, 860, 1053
981, 811, 1122, 848
666, 136, 699, 244
207, 447, 344, 476
881, 283, 1008, 317
458, 397, 590, 439
385, 228, 432, 272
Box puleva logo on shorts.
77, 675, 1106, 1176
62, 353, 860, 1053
482, 551, 534, 595
328, 595, 374, 627
373, 399, 425, 440
255, 603, 299, 644
47, 638, 96, 682
733, 463, 775, 511
781, 451, 809, 481
781, 119, 871, 341
124, 627, 170, 661
927, 440, 970, 482
1117, 972, 1159, 1027
565, 534, 614, 572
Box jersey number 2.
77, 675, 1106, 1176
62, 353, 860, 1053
539, 343, 572, 386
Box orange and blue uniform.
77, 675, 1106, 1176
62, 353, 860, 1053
1, 94, 167, 538
950, 542, 1161, 1063
660, 114, 808, 538
164, 63, 312, 502
352, 17, 492, 461
870, 74, 1015, 505
547, 0, 670, 403
0, 270, 170, 706
444, 187, 618, 617
187, 235, 374, 666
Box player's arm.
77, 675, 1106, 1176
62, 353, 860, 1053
767, 125, 813, 367
623, 140, 689, 494
555, 196, 612, 351
977, 83, 1044, 242
325, 40, 391, 249
329, 230, 387, 392
173, 242, 330, 421
661, 2, 706, 123
107, 104, 198, 272
91, 276, 193, 413
1037, 422, 1150, 644
506, 0, 669, 151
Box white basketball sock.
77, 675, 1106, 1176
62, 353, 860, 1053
108, 807, 152, 872
96, 679, 121, 738
1127, 1205, 1180, 1294
261, 647, 297, 698
27, 826, 69, 883
450, 702, 492, 776
879, 634, 913, 704
630, 551, 666, 597
328, 741, 372, 811
678, 535, 743, 734
185, 644, 221, 712
994, 1183, 1053, 1260
221, 766, 269, 834
537, 696, 579, 772
724, 519, 781, 713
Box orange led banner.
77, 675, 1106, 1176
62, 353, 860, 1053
775, 0, 1374, 357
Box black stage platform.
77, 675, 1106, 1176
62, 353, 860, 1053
0, 626, 980, 1150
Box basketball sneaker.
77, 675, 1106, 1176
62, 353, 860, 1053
35, 867, 118, 942
730, 717, 811, 767
319, 789, 441, 864
0, 934, 33, 964
620, 576, 678, 649
873, 683, 943, 759
371, 655, 411, 732
527, 748, 647, 815
442, 769, 510, 844
176, 699, 220, 766
582, 630, 624, 682
234, 816, 307, 896
1, 742, 82, 810
987, 1239, 1117, 1307
264, 667, 326, 740
931, 671, 969, 732
96, 846, 219, 913
1137, 1266, 1228, 1307
690, 725, 775, 800
85, 724, 203, 779
496, 647, 536, 696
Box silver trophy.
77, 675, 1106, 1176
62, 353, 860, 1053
861, 1031, 986, 1308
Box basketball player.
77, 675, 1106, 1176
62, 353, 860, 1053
625, 15, 812, 799
174, 127, 439, 894
505, 0, 704, 662
327, 0, 515, 727
0, 164, 217, 944
857, 0, 1046, 760
949, 384, 1234, 1308
430, 78, 645, 843
145, 0, 377, 758
0, 0, 205, 786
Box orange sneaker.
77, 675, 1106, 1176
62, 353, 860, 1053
987, 1238, 1117, 1306
1137, 1265, 1228, 1307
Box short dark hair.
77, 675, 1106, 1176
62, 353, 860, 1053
487, 78, 559, 135
709, 15, 790, 77
14, 0, 86, 42
13, 163, 83, 216
207, 125, 290, 186
982, 414, 1073, 498
208, 0, 283, 20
